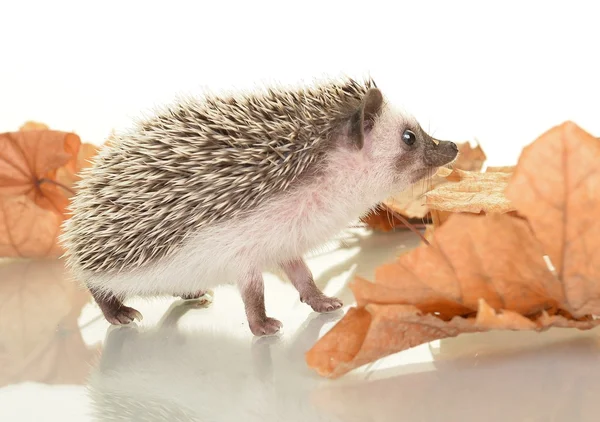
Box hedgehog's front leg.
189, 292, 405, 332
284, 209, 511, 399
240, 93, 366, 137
281, 259, 343, 313
239, 269, 283, 336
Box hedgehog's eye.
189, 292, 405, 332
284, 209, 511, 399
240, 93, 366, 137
402, 130, 416, 146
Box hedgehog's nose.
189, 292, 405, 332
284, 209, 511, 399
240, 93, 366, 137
425, 138, 459, 167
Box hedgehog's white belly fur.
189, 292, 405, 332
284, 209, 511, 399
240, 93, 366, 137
85, 164, 392, 299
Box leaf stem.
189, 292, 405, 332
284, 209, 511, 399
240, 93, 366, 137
388, 208, 431, 246
37, 178, 76, 195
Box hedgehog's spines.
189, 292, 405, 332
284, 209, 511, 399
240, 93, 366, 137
60, 76, 379, 274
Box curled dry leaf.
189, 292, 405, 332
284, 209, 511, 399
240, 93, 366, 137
486, 165, 515, 173
453, 141, 487, 172
306, 121, 600, 379
426, 167, 516, 216
506, 122, 600, 318
0, 126, 99, 258
19, 121, 50, 131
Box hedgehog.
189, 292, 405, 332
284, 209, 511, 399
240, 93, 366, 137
59, 76, 458, 336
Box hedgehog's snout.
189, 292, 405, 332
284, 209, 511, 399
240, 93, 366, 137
423, 137, 458, 167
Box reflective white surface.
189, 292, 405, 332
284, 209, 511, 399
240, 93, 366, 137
2, 229, 600, 421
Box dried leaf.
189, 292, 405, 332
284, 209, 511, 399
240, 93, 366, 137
360, 204, 427, 233
0, 128, 98, 258
306, 304, 480, 378
0, 130, 81, 213
19, 121, 49, 131
454, 141, 487, 172
56, 142, 99, 191
426, 168, 515, 215
486, 165, 515, 173
0, 196, 64, 257
360, 206, 405, 232
505, 121, 600, 317
307, 122, 600, 378
352, 214, 564, 318
306, 296, 600, 379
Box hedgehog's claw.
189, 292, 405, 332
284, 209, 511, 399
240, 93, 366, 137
281, 258, 344, 313
106, 305, 143, 325
178, 289, 214, 301
90, 288, 143, 325
302, 294, 343, 313
250, 317, 283, 337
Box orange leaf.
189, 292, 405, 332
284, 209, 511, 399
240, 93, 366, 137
307, 288, 600, 379
306, 304, 481, 378
360, 204, 427, 233
352, 213, 564, 318
486, 165, 515, 173
426, 168, 515, 215
19, 121, 49, 131
0, 128, 100, 258
56, 142, 99, 191
0, 130, 81, 215
454, 141, 487, 172
505, 121, 600, 317
0, 195, 64, 257
360, 206, 405, 232
307, 121, 600, 379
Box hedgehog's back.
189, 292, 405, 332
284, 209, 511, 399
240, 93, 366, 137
60, 77, 376, 275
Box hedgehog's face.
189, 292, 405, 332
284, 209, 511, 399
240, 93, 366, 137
392, 121, 459, 184
344, 87, 458, 195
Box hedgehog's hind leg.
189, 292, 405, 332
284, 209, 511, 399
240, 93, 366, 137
281, 258, 343, 313
175, 289, 214, 307
238, 270, 282, 336
90, 288, 143, 325
177, 289, 214, 301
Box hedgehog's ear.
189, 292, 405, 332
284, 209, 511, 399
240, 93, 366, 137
348, 88, 384, 149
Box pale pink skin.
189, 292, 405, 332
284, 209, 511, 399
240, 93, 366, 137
86, 104, 447, 336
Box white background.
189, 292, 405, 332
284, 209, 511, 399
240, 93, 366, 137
1, 0, 599, 166
2, 2, 600, 420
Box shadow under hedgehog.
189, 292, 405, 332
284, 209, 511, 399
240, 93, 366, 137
60, 76, 458, 336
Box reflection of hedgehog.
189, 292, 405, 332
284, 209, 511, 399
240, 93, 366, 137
60, 76, 458, 336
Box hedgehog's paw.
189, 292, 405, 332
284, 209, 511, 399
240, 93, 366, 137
178, 289, 214, 306
249, 317, 283, 337
105, 305, 143, 325
303, 294, 343, 313
91, 288, 143, 325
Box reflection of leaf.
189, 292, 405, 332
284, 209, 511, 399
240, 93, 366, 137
306, 122, 600, 379
0, 258, 98, 386
0, 128, 99, 258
